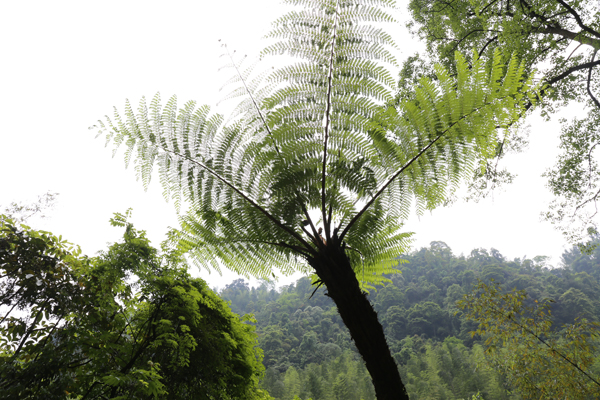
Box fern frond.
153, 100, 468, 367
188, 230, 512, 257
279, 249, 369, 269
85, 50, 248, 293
93, 0, 538, 288
340, 49, 539, 244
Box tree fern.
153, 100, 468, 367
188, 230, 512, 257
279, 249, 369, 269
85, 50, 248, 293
92, 0, 538, 398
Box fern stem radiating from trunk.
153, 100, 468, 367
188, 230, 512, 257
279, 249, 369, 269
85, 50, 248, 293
321, 1, 339, 242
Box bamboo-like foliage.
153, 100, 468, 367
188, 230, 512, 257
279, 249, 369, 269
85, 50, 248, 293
92, 0, 538, 283
458, 281, 600, 398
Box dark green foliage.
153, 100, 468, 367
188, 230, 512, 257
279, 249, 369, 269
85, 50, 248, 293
223, 238, 600, 399
0, 215, 268, 400
221, 277, 346, 372
405, 301, 448, 338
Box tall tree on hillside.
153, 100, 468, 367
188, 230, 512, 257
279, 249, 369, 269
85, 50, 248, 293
406, 0, 600, 244
93, 0, 537, 397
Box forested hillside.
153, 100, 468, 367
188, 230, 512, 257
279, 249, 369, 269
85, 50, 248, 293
220, 241, 600, 399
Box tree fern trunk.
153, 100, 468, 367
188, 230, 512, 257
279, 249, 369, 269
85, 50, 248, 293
308, 246, 410, 400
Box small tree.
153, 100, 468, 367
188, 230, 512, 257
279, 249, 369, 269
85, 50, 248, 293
458, 280, 600, 399
0, 213, 268, 399
93, 1, 538, 397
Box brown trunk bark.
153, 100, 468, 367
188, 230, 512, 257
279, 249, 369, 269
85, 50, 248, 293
308, 244, 410, 400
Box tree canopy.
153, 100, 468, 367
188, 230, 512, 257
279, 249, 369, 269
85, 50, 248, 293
0, 213, 268, 399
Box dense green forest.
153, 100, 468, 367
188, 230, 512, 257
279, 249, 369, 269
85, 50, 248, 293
3, 0, 600, 396
4, 210, 600, 399
220, 241, 600, 399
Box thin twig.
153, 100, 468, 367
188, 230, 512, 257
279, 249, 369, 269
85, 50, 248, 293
223, 43, 281, 155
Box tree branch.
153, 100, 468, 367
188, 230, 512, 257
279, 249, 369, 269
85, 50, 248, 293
517, 0, 600, 49
32, 316, 63, 363
520, 58, 600, 112
478, 35, 498, 59
555, 0, 600, 39
587, 50, 600, 109
10, 304, 47, 361
479, 0, 501, 14
547, 59, 600, 85
541, 26, 600, 49
452, 29, 490, 53
0, 293, 22, 325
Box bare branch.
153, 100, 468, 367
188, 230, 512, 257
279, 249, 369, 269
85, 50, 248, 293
587, 50, 600, 109
555, 0, 600, 39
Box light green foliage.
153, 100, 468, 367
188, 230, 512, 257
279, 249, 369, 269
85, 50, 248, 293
401, 338, 505, 400
408, 343, 455, 399
407, 0, 600, 245
283, 367, 302, 400
262, 350, 376, 400
0, 214, 268, 399
458, 280, 600, 399
258, 333, 506, 399
93, 1, 536, 286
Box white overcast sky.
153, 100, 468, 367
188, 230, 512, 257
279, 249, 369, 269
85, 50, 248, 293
0, 0, 578, 290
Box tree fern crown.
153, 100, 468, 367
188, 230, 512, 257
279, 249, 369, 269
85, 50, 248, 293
92, 0, 538, 284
